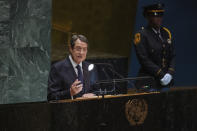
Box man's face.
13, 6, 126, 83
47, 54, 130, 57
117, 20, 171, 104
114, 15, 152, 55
148, 16, 163, 28
70, 39, 88, 64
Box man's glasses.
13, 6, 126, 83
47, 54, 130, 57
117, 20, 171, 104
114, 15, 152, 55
74, 47, 87, 52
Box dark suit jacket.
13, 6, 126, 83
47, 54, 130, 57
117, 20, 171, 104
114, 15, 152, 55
48, 57, 97, 101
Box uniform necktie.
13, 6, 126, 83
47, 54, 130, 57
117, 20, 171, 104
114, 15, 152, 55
157, 32, 164, 42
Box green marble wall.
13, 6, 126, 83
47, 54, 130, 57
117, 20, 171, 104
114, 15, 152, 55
0, 0, 51, 104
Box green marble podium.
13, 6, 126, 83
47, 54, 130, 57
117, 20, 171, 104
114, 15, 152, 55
0, 88, 197, 131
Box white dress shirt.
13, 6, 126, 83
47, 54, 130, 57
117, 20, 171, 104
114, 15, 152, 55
69, 55, 83, 76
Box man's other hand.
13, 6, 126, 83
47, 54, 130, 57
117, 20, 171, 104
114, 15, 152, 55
82, 93, 96, 98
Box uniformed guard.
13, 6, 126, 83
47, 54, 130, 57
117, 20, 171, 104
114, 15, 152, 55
133, 3, 175, 92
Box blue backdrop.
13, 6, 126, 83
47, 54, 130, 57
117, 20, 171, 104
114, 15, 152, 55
128, 0, 197, 86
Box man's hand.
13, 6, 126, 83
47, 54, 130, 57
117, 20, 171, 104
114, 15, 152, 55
160, 73, 172, 86
70, 79, 83, 96
82, 93, 96, 98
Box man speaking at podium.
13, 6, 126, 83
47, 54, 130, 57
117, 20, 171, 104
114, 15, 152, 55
48, 34, 97, 101
133, 3, 175, 91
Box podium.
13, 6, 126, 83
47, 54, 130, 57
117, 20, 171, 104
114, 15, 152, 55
0, 88, 197, 131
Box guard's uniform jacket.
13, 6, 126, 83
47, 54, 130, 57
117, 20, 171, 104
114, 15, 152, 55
134, 26, 175, 89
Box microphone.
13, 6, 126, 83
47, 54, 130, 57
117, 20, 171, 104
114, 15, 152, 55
94, 63, 113, 80
93, 63, 114, 68
102, 68, 112, 80
94, 63, 124, 79
93, 63, 114, 78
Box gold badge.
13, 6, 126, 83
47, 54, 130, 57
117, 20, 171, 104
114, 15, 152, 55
134, 33, 141, 45
125, 99, 148, 126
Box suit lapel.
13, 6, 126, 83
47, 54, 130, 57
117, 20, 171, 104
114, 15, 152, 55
64, 57, 77, 82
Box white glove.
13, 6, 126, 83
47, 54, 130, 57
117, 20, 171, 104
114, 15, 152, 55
160, 73, 172, 86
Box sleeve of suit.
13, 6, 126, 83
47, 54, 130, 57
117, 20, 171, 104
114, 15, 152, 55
168, 41, 175, 76
47, 66, 71, 101
134, 32, 165, 79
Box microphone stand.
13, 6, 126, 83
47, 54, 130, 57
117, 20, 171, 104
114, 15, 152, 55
94, 63, 118, 94
94, 63, 115, 96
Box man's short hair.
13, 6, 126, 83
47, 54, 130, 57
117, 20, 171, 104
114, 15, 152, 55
70, 34, 88, 49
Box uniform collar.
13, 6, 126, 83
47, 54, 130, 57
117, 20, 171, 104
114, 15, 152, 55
152, 27, 161, 34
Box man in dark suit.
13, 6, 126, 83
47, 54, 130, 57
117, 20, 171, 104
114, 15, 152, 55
48, 34, 97, 100
133, 3, 175, 92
